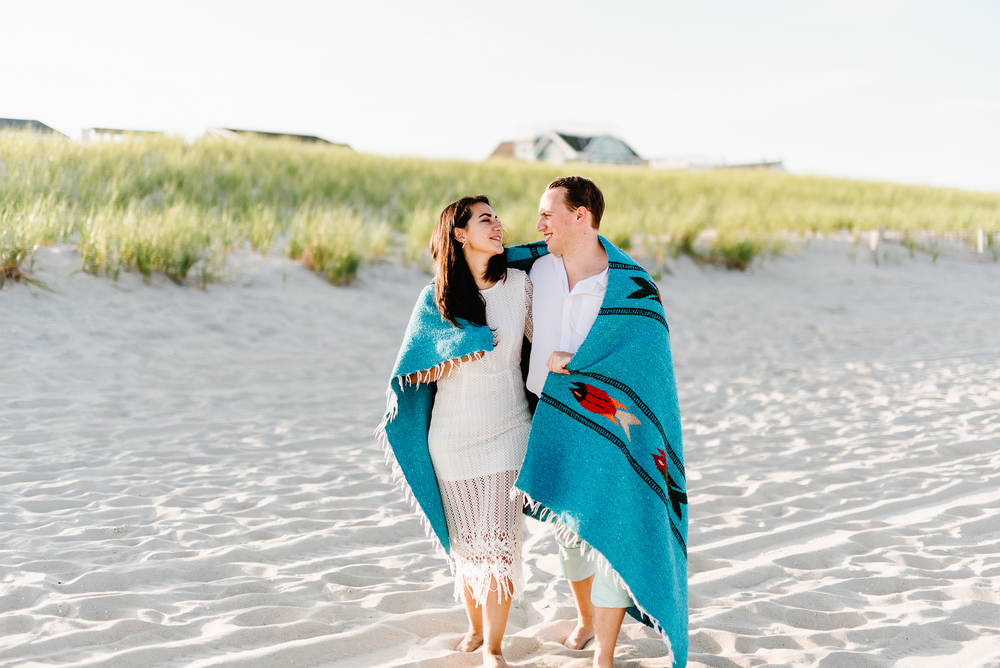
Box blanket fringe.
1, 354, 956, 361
518, 490, 675, 662
374, 384, 452, 571
383, 384, 399, 422
521, 492, 590, 552
395, 350, 486, 391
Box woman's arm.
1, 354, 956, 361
403, 352, 479, 385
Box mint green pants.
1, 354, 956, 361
556, 531, 633, 609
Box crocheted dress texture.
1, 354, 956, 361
427, 268, 533, 605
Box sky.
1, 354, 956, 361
2, 1, 998, 192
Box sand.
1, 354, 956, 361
1, 240, 998, 668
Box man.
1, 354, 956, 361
510, 176, 688, 668
527, 177, 622, 659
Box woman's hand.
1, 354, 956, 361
547, 351, 573, 375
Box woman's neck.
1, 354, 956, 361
465, 250, 494, 290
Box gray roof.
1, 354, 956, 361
0, 118, 68, 138
222, 128, 351, 149
556, 133, 590, 152
549, 132, 643, 163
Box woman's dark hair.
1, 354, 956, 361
429, 195, 508, 328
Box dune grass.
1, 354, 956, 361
1, 133, 997, 287
0, 233, 33, 288
287, 205, 389, 285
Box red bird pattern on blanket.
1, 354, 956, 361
653, 449, 689, 518
570, 382, 641, 441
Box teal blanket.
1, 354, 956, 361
510, 238, 688, 668
377, 238, 687, 667
375, 282, 494, 555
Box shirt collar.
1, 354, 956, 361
552, 254, 609, 297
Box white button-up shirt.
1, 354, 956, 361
526, 253, 608, 396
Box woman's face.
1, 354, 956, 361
456, 202, 504, 258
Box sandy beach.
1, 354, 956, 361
2, 241, 999, 668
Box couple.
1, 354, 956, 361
378, 177, 688, 668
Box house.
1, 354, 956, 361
648, 156, 726, 171
82, 128, 165, 143
206, 127, 352, 150
0, 118, 69, 139
714, 160, 784, 172
488, 141, 515, 160
648, 156, 785, 172
488, 131, 644, 166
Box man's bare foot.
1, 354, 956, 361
457, 631, 483, 652
483, 651, 508, 668
564, 622, 595, 650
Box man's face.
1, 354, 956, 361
537, 187, 582, 254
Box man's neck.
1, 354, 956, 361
560, 234, 608, 292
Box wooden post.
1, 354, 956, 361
977, 227, 986, 255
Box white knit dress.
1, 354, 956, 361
427, 268, 533, 605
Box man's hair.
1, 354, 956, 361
547, 176, 604, 229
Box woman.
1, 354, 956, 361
378, 196, 532, 668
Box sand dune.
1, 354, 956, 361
1, 241, 998, 667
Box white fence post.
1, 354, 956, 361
869, 229, 880, 265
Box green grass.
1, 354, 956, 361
0, 232, 33, 288
1, 133, 997, 286
287, 205, 389, 285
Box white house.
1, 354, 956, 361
648, 156, 785, 172
82, 128, 165, 143
489, 131, 644, 166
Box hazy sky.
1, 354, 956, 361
3, 1, 998, 192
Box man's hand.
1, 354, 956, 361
547, 351, 573, 375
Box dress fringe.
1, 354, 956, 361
453, 558, 524, 606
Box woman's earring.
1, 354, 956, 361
461, 239, 467, 249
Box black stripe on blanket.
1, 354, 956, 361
539, 392, 688, 556
574, 371, 685, 480
608, 261, 647, 273
598, 307, 669, 332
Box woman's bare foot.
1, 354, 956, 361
564, 622, 595, 650
593, 655, 613, 668
457, 631, 484, 652
483, 650, 508, 668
